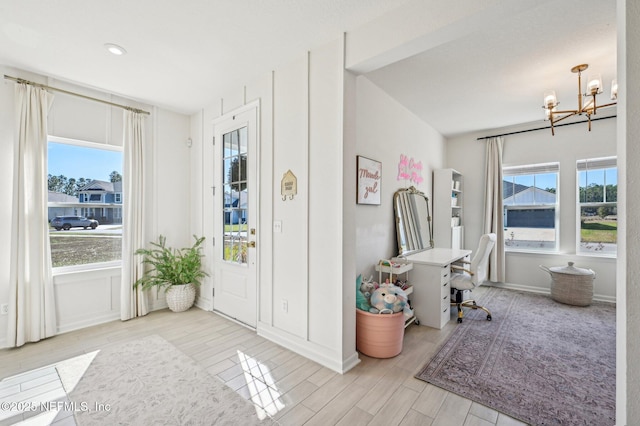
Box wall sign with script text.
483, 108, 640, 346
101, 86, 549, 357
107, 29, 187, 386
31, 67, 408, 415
357, 156, 381, 205
397, 154, 424, 185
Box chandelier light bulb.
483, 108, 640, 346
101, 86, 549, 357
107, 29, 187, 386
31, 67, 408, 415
586, 74, 602, 95
543, 90, 557, 109
541, 63, 617, 135
611, 79, 618, 100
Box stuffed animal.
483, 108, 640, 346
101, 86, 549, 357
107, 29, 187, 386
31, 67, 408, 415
356, 274, 372, 312
360, 280, 376, 299
369, 283, 407, 314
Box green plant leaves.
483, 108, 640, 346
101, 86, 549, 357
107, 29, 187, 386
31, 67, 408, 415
134, 235, 208, 291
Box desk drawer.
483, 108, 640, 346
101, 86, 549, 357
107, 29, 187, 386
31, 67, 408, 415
440, 266, 450, 299
440, 266, 450, 284
440, 280, 450, 299
441, 298, 451, 321
441, 293, 450, 311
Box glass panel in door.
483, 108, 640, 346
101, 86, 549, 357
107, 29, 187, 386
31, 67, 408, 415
222, 127, 248, 264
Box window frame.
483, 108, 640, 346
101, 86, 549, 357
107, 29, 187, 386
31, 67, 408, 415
503, 162, 560, 253
48, 135, 124, 273
576, 156, 617, 257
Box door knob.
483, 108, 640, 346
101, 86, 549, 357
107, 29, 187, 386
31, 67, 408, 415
248, 241, 256, 248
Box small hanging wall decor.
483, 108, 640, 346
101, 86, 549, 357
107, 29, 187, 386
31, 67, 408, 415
281, 170, 297, 201
397, 154, 424, 185
357, 155, 381, 205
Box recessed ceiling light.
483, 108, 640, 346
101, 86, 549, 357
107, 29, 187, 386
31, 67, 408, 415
104, 43, 127, 56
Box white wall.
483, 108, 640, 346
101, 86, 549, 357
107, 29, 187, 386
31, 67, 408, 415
619, 0, 640, 422
0, 66, 19, 347
446, 118, 617, 301
0, 65, 191, 346
355, 76, 446, 279
190, 38, 357, 373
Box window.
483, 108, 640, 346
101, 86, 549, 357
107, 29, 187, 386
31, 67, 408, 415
115, 193, 122, 203
503, 163, 559, 251
47, 137, 123, 269
577, 157, 617, 255
222, 127, 248, 264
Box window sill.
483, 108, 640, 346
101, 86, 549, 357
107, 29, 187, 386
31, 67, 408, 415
505, 248, 559, 255
52, 260, 122, 277
505, 250, 616, 260
573, 252, 617, 260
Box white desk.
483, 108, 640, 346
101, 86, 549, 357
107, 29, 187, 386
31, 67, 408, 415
393, 248, 471, 329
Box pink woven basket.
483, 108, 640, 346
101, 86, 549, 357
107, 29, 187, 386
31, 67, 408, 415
356, 309, 404, 358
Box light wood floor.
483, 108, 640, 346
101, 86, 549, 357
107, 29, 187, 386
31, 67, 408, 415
0, 304, 527, 426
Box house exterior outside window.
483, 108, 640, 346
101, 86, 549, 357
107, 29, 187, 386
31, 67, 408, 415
77, 180, 123, 225
503, 163, 559, 252
48, 138, 123, 269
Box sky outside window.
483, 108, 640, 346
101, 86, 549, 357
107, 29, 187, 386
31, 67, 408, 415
48, 142, 122, 181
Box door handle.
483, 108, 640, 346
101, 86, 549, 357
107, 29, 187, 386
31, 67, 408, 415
248, 241, 256, 248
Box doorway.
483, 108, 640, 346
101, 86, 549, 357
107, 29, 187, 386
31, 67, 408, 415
212, 102, 259, 328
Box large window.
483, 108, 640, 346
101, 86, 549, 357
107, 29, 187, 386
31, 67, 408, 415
577, 157, 617, 255
503, 163, 559, 251
47, 137, 123, 269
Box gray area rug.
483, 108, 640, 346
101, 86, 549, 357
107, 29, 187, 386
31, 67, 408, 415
415, 287, 615, 426
59, 334, 274, 425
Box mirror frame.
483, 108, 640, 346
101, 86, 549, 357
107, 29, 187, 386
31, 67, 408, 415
393, 186, 434, 256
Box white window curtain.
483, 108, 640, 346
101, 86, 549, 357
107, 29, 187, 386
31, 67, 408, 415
483, 137, 505, 282
8, 83, 56, 347
120, 110, 149, 320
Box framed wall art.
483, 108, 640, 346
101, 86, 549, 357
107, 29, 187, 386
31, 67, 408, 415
356, 155, 382, 205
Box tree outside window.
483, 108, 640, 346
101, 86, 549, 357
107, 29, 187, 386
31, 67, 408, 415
577, 157, 617, 255
47, 139, 123, 268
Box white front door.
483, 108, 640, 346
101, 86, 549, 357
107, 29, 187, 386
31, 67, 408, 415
212, 103, 258, 328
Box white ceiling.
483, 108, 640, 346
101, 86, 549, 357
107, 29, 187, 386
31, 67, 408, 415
0, 0, 617, 138
364, 0, 618, 137
0, 0, 414, 111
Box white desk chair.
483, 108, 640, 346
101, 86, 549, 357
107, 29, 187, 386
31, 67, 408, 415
450, 233, 496, 323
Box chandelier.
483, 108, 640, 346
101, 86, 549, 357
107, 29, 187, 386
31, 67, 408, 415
542, 64, 617, 135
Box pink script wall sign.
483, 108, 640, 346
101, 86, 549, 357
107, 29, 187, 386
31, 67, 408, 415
357, 156, 382, 205
397, 154, 424, 185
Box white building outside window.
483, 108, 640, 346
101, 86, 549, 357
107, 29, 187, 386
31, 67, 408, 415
503, 163, 559, 252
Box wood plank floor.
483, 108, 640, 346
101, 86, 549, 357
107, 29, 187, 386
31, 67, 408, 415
0, 302, 527, 426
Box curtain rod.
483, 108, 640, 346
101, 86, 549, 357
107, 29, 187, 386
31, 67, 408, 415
3, 74, 151, 115
476, 114, 616, 140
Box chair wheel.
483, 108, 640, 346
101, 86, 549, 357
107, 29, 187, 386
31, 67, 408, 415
486, 315, 492, 321
457, 318, 463, 323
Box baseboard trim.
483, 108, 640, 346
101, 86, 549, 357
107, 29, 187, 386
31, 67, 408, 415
257, 322, 359, 374
195, 296, 213, 311
486, 282, 616, 304
486, 282, 550, 295
341, 351, 361, 373
56, 312, 120, 335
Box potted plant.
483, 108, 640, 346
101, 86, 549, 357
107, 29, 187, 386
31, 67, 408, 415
134, 235, 208, 312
